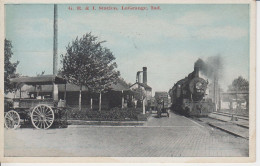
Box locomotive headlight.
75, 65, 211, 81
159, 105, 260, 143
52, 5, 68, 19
195, 82, 202, 89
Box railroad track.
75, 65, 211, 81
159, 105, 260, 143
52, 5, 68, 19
211, 112, 249, 121
197, 115, 249, 139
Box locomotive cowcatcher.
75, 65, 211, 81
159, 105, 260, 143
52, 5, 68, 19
169, 60, 215, 117
4, 75, 68, 129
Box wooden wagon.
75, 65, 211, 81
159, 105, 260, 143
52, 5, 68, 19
154, 91, 170, 118
4, 75, 68, 129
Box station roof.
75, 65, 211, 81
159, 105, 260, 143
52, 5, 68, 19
24, 78, 131, 92
130, 82, 152, 90
10, 75, 67, 85
109, 79, 131, 91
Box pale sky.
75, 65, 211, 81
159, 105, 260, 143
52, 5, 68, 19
5, 4, 250, 93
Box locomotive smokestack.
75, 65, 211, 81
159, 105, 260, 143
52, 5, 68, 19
143, 67, 147, 84
53, 4, 58, 75
194, 59, 203, 77
194, 65, 199, 77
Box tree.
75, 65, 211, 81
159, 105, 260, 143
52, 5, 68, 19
228, 76, 249, 92
228, 76, 249, 109
90, 48, 120, 112
60, 33, 119, 111
94, 48, 120, 112
4, 39, 19, 94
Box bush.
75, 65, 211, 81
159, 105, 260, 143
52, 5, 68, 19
67, 107, 143, 121
66, 108, 88, 120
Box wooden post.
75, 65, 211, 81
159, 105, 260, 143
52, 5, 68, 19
99, 92, 102, 112
122, 90, 124, 109
37, 91, 39, 98
14, 90, 16, 98
90, 98, 93, 110
235, 88, 238, 116
19, 87, 22, 99
142, 96, 145, 114
64, 83, 67, 101
79, 85, 82, 111
214, 77, 216, 111
53, 84, 59, 101
218, 87, 221, 111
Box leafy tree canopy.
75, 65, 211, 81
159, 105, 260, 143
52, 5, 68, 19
4, 39, 19, 93
228, 76, 249, 92
60, 33, 120, 92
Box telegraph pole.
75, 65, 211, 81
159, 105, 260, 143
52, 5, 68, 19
53, 4, 58, 101
53, 4, 58, 75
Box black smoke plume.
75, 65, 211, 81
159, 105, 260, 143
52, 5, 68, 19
195, 55, 223, 80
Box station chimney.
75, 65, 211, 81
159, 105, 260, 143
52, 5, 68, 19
143, 67, 147, 85
136, 71, 141, 83
53, 4, 58, 75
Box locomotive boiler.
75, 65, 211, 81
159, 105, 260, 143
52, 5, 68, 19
169, 60, 215, 117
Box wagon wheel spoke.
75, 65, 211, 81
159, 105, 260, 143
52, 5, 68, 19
34, 109, 42, 116
6, 113, 12, 119
7, 111, 19, 127
31, 104, 54, 129
45, 117, 54, 120
39, 106, 43, 114
4, 110, 20, 130
33, 119, 39, 122
39, 121, 43, 128
43, 121, 46, 129
45, 113, 54, 117
36, 107, 42, 115
5, 115, 13, 120
36, 121, 41, 127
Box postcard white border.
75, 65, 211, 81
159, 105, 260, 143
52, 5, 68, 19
0, 0, 256, 163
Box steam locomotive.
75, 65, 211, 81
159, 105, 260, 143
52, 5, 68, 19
169, 60, 215, 117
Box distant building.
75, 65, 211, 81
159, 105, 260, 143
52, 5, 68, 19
130, 67, 152, 108
130, 82, 152, 100
220, 91, 249, 110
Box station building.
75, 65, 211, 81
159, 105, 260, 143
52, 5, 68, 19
6, 76, 135, 110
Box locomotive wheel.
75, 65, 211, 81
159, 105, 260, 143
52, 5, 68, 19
4, 110, 20, 130
31, 104, 54, 129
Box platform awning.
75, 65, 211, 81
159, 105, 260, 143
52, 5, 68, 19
10, 75, 67, 85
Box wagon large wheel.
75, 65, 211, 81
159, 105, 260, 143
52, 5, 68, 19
4, 110, 20, 129
31, 104, 54, 129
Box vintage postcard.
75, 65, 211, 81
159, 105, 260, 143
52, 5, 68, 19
0, 0, 256, 163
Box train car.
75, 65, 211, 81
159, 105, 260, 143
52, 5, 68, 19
169, 60, 215, 117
